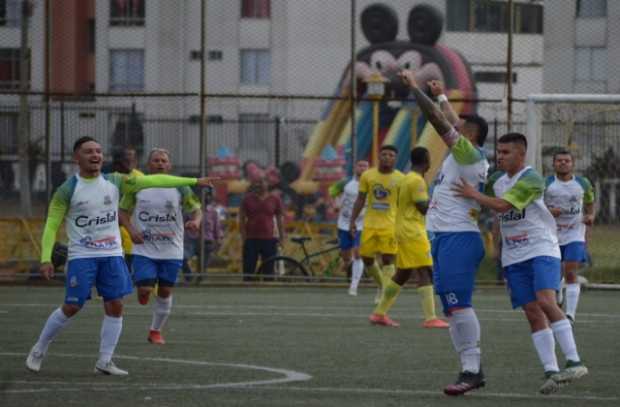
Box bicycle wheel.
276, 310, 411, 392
257, 256, 310, 282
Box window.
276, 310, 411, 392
576, 0, 606, 18
241, 0, 270, 19
0, 112, 18, 154
474, 71, 517, 84
110, 0, 145, 26
240, 49, 270, 85
575, 47, 607, 81
0, 48, 27, 90
446, 0, 543, 34
0, 0, 21, 27
110, 49, 144, 91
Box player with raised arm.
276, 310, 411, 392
544, 150, 595, 323
370, 147, 448, 329
329, 159, 369, 296
399, 71, 488, 395
119, 148, 202, 345
26, 137, 215, 376
453, 133, 588, 394
349, 145, 404, 317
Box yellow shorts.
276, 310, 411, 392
360, 229, 397, 257
395, 233, 433, 269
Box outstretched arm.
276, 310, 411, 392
121, 174, 217, 194
399, 70, 457, 147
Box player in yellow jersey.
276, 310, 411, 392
370, 147, 448, 328
349, 145, 404, 311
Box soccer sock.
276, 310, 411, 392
151, 296, 172, 332
531, 328, 560, 373
99, 315, 123, 364
373, 279, 401, 316
448, 308, 481, 374
417, 285, 437, 321
381, 264, 395, 282
350, 259, 364, 291
34, 308, 71, 354
550, 319, 580, 362
365, 262, 383, 288
565, 283, 581, 319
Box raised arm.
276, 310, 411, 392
428, 80, 460, 127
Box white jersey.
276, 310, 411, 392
490, 166, 560, 267
544, 175, 594, 246
337, 178, 364, 231
426, 136, 489, 233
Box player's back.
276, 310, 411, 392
395, 171, 427, 238
360, 168, 404, 231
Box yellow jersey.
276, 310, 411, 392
121, 168, 144, 255
395, 171, 429, 239
358, 167, 404, 232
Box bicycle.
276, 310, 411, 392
256, 236, 342, 282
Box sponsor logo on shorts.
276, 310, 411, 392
66, 296, 79, 302
69, 276, 78, 287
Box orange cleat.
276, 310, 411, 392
423, 318, 449, 329
148, 330, 165, 345
369, 313, 400, 327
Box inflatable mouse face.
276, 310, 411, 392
354, 3, 477, 113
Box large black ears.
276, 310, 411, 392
361, 4, 399, 45
407, 4, 444, 46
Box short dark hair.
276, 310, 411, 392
73, 136, 99, 152
380, 144, 398, 154
553, 149, 573, 161
498, 132, 527, 150
460, 114, 488, 147
410, 146, 430, 167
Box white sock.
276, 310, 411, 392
448, 308, 481, 373
350, 259, 364, 291
565, 283, 580, 320
556, 277, 565, 304
34, 308, 71, 354
151, 296, 172, 331
99, 315, 123, 364
531, 328, 559, 372
551, 319, 580, 362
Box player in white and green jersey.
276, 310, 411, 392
400, 71, 488, 395
119, 148, 202, 345
544, 150, 595, 322
26, 137, 215, 376
453, 133, 588, 395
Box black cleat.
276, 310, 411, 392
444, 370, 486, 396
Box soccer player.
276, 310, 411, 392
26, 137, 215, 375
349, 145, 404, 317
399, 70, 489, 395
370, 147, 449, 329
544, 150, 595, 323
453, 133, 588, 394
119, 148, 202, 345
329, 159, 369, 296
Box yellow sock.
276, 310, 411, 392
374, 279, 401, 316
417, 284, 437, 321
382, 264, 395, 281
366, 263, 383, 287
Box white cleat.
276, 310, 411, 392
348, 287, 358, 296
539, 371, 561, 395
557, 362, 588, 383
26, 347, 45, 372
94, 360, 129, 376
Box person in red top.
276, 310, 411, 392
239, 177, 285, 281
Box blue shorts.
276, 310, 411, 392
430, 232, 485, 315
560, 241, 587, 263
65, 256, 133, 306
132, 255, 183, 286
338, 229, 361, 250
504, 256, 561, 309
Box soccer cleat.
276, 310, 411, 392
557, 360, 588, 383
539, 371, 562, 394
423, 318, 449, 329
348, 287, 358, 296
25, 347, 45, 372
94, 360, 129, 376
444, 370, 485, 396
369, 313, 400, 327
148, 329, 165, 345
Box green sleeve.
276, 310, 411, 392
576, 176, 595, 204
328, 179, 346, 198
119, 190, 137, 212
503, 170, 544, 211
121, 174, 198, 194
485, 171, 504, 197
179, 186, 202, 213
452, 136, 484, 165
40, 188, 70, 263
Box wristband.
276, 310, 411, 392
437, 94, 448, 103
